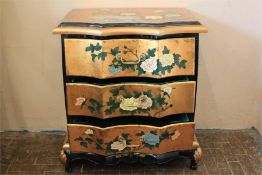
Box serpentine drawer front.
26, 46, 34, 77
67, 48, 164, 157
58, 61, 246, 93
67, 81, 196, 118
68, 123, 195, 156
53, 8, 207, 171
64, 38, 195, 78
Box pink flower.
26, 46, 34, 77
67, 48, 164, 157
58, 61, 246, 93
137, 95, 153, 109
140, 58, 157, 73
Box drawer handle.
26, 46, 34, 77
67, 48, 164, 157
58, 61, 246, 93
118, 53, 146, 65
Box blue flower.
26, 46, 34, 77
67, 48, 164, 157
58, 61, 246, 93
108, 65, 122, 74
143, 132, 160, 146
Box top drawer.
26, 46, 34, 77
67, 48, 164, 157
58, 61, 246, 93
64, 38, 195, 79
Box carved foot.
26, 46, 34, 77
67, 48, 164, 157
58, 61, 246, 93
59, 134, 70, 164
60, 133, 72, 172
65, 156, 72, 172
190, 157, 197, 170
192, 135, 202, 160
190, 135, 202, 170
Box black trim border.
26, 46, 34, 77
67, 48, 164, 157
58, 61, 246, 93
59, 21, 201, 28
62, 33, 198, 40
67, 113, 193, 127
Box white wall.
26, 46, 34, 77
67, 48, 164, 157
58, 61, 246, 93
0, 1, 3, 129
1, 0, 262, 133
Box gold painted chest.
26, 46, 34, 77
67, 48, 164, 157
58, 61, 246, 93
53, 8, 207, 172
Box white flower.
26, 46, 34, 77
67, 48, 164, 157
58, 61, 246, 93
162, 87, 172, 95
171, 130, 181, 141
75, 97, 86, 106
137, 95, 153, 109
140, 58, 157, 73
110, 140, 127, 151
159, 54, 174, 67
120, 97, 139, 111
84, 129, 94, 135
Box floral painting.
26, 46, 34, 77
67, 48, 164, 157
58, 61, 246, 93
105, 86, 173, 117
85, 42, 187, 76
74, 128, 181, 153
75, 86, 174, 117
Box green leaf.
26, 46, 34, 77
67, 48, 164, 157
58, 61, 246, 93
85, 137, 94, 143
91, 53, 97, 62
162, 46, 170, 54
122, 64, 135, 71
150, 130, 157, 135
85, 46, 91, 52
110, 89, 119, 96
110, 47, 120, 56
126, 138, 132, 145
98, 52, 107, 61
138, 66, 146, 76
105, 109, 113, 115
134, 91, 142, 98
135, 131, 144, 136
96, 143, 103, 150
94, 43, 102, 51
178, 60, 187, 69
107, 97, 114, 105
124, 92, 132, 98
143, 90, 152, 97
155, 95, 165, 106
160, 130, 170, 140
85, 43, 95, 53
88, 106, 95, 113
96, 101, 103, 110
152, 60, 160, 75
119, 86, 126, 91
80, 141, 88, 148
151, 100, 157, 109
122, 133, 129, 139
75, 136, 84, 141
97, 139, 103, 144
144, 143, 155, 149
147, 48, 156, 57
89, 98, 96, 105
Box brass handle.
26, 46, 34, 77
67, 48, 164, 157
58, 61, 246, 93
117, 53, 146, 65
126, 144, 140, 148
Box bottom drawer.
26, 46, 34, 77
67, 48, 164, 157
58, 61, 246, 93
68, 123, 195, 156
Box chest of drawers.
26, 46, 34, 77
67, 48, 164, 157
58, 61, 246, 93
53, 8, 207, 172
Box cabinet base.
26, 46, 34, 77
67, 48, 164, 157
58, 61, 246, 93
59, 134, 202, 172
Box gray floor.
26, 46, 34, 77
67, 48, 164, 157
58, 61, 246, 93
1, 129, 261, 175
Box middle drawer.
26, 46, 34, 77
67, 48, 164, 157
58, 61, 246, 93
66, 81, 196, 119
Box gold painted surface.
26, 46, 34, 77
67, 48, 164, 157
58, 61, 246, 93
66, 81, 196, 118
64, 38, 195, 78
64, 39, 103, 78
53, 25, 207, 36
68, 123, 195, 156
61, 8, 197, 24
159, 38, 195, 77
53, 8, 208, 35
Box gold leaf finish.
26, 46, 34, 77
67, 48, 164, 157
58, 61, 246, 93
53, 8, 207, 35
64, 38, 195, 78
66, 82, 196, 118
68, 123, 195, 156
